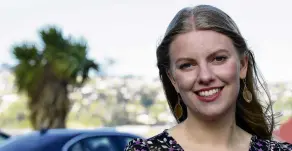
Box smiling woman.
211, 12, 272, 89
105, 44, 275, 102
124, 4, 292, 151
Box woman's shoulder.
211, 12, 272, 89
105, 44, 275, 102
251, 135, 292, 150
124, 129, 179, 151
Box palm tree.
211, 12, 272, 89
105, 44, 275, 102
12, 26, 98, 130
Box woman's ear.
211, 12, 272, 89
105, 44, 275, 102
240, 55, 248, 79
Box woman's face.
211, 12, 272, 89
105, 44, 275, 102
168, 30, 248, 120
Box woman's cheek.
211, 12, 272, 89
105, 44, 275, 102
175, 71, 197, 91
213, 60, 240, 81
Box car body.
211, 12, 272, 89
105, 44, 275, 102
0, 128, 143, 151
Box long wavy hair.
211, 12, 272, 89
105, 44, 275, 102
156, 5, 275, 139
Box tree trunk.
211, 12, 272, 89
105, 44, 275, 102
29, 79, 70, 130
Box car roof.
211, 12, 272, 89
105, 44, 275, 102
38, 127, 118, 135
36, 127, 141, 137
2, 127, 139, 140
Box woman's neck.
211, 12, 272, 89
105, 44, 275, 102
178, 106, 250, 148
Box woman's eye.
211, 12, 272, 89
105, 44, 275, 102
213, 56, 227, 63
179, 63, 192, 69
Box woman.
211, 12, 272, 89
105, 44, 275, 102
125, 5, 292, 151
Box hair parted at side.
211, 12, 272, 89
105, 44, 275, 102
156, 5, 276, 140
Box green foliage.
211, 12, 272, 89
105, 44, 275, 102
12, 25, 98, 95
13, 44, 42, 93
13, 44, 39, 62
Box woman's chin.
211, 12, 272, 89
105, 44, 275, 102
191, 108, 232, 121
198, 112, 225, 121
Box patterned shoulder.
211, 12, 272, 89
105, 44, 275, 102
124, 138, 150, 151
251, 135, 292, 151
273, 141, 292, 150
252, 135, 292, 151
124, 130, 174, 151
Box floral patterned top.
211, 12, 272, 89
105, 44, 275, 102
125, 130, 292, 151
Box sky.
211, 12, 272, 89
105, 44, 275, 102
1, 0, 292, 83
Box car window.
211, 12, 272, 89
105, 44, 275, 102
69, 142, 86, 151
118, 136, 135, 149
124, 137, 134, 144
68, 136, 117, 151
0, 133, 9, 144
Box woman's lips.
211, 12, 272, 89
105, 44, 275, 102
194, 87, 224, 102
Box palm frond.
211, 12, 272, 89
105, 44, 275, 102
74, 59, 98, 86
39, 27, 68, 51
12, 43, 40, 62
68, 42, 87, 63
82, 59, 98, 79
14, 63, 44, 94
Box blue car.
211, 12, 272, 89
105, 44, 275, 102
0, 128, 143, 151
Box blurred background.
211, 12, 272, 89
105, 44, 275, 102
0, 0, 292, 150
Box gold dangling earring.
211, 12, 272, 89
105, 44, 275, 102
242, 79, 252, 103
174, 93, 183, 119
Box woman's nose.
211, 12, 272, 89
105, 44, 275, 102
197, 64, 214, 85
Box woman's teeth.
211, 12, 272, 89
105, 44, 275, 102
198, 88, 221, 97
